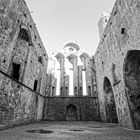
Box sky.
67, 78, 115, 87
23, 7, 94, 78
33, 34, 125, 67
25, 0, 116, 56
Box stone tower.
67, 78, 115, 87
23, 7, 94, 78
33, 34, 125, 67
98, 12, 110, 38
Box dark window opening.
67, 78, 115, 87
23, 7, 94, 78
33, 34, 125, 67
121, 28, 125, 34
65, 87, 68, 96
88, 86, 91, 96
34, 35, 37, 40
38, 56, 43, 64
33, 80, 38, 92
113, 11, 117, 15
80, 87, 82, 94
66, 87, 68, 91
61, 87, 63, 95
19, 28, 30, 42
75, 87, 77, 92
52, 87, 55, 96
88, 86, 91, 91
36, 95, 38, 105
11, 63, 20, 81
105, 19, 108, 22
3, 59, 6, 63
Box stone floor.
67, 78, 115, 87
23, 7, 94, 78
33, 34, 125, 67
0, 121, 140, 140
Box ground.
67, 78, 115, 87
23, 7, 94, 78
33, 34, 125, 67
0, 121, 140, 140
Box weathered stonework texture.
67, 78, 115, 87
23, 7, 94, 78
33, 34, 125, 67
95, 0, 140, 129
44, 97, 100, 121
1, 0, 140, 131
0, 0, 48, 129
45, 42, 100, 121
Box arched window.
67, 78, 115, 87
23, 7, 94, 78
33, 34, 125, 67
38, 56, 43, 64
18, 28, 30, 42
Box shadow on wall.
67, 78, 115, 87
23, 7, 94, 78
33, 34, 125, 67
124, 50, 140, 129
103, 77, 118, 123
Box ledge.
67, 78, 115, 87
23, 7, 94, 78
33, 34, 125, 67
0, 70, 45, 98
113, 80, 121, 86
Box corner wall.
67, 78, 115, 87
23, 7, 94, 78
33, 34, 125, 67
95, 0, 140, 129
0, 71, 45, 129
0, 0, 48, 129
43, 97, 100, 121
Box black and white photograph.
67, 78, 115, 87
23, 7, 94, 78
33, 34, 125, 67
0, 0, 139, 139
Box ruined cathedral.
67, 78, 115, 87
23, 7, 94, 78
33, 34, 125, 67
0, 0, 140, 131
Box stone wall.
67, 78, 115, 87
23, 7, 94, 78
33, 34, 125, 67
0, 71, 45, 129
44, 97, 100, 121
0, 0, 48, 128
95, 0, 140, 129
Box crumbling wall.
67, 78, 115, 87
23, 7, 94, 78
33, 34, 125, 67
0, 0, 48, 128
44, 97, 100, 121
95, 0, 140, 129
0, 72, 45, 129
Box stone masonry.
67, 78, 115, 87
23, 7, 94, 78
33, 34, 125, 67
44, 42, 100, 121
0, 0, 140, 131
95, 0, 140, 130
0, 0, 48, 129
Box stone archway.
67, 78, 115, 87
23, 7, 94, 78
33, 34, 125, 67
66, 104, 77, 121
103, 77, 118, 123
124, 50, 140, 129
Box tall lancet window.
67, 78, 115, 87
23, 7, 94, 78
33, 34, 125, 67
82, 69, 87, 96
56, 60, 61, 96
65, 58, 74, 96
81, 56, 87, 96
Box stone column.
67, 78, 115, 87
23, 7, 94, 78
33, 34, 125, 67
56, 53, 65, 96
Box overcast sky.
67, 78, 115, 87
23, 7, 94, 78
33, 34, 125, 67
26, 0, 116, 55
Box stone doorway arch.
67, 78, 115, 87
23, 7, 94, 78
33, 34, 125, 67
124, 50, 140, 129
66, 104, 77, 121
103, 77, 118, 123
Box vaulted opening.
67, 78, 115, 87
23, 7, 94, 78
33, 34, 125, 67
66, 104, 77, 121
103, 77, 118, 123
124, 50, 140, 129
19, 28, 30, 42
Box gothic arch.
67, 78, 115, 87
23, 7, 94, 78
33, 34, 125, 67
103, 77, 118, 123
66, 104, 78, 121
64, 42, 80, 51
123, 50, 140, 129
80, 52, 91, 59
9, 25, 32, 82
18, 25, 32, 44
